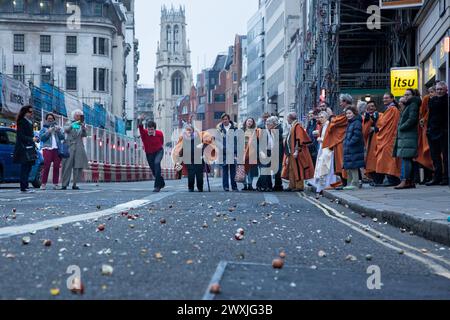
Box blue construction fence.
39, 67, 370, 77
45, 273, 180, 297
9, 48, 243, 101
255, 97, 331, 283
30, 83, 125, 135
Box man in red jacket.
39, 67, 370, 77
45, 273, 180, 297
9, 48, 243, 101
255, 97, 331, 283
138, 115, 165, 192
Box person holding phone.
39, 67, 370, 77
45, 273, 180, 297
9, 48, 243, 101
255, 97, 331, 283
39, 113, 65, 190
61, 109, 89, 190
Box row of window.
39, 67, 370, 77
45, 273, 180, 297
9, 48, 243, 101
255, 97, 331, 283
10, 0, 103, 16
13, 34, 109, 56
13, 65, 109, 92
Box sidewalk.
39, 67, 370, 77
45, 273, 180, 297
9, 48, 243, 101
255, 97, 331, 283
321, 185, 450, 246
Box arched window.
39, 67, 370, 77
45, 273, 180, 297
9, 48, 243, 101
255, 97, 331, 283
166, 25, 172, 52
173, 25, 179, 53
172, 71, 183, 96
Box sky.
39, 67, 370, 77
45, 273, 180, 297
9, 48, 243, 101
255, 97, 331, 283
135, 0, 258, 87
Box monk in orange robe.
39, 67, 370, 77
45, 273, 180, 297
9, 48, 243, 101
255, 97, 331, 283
415, 94, 434, 175
375, 102, 401, 180
362, 101, 381, 178
322, 115, 348, 183
281, 113, 315, 191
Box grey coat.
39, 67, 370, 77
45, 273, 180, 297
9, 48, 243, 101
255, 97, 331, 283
64, 121, 89, 169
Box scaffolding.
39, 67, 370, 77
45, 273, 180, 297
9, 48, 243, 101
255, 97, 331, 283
297, 0, 419, 115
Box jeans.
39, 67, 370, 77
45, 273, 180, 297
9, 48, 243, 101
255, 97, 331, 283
20, 163, 33, 191
187, 164, 204, 191
401, 158, 414, 180
222, 164, 237, 190
347, 169, 359, 188
42, 149, 61, 185
146, 149, 165, 189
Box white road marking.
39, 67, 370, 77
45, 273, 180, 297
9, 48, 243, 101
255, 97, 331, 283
264, 194, 280, 204
0, 197, 34, 202
300, 193, 450, 280
0, 192, 177, 240
203, 261, 228, 300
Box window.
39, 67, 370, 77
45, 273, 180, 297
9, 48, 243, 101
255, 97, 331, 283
93, 3, 103, 16
93, 68, 109, 92
39, 0, 52, 14
13, 65, 25, 83
66, 36, 77, 54
233, 94, 238, 104
93, 37, 109, 56
40, 35, 51, 53
13, 0, 25, 13
14, 34, 25, 52
172, 72, 183, 96
214, 112, 224, 120
214, 94, 226, 102
233, 72, 238, 82
41, 66, 51, 84
66, 67, 77, 91
196, 113, 205, 121
0, 131, 16, 145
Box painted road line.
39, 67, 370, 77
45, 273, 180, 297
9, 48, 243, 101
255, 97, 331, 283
312, 195, 450, 268
203, 261, 229, 300
0, 197, 35, 202
0, 191, 177, 240
300, 193, 450, 280
264, 194, 280, 205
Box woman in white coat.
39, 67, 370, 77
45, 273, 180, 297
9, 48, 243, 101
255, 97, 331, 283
309, 111, 337, 197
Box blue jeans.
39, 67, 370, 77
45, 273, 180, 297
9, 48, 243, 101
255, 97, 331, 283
146, 149, 165, 189
222, 164, 237, 191
401, 158, 413, 180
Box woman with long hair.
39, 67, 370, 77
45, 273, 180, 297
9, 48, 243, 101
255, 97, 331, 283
13, 105, 38, 193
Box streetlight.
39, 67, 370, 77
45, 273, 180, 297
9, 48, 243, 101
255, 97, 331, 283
364, 94, 372, 103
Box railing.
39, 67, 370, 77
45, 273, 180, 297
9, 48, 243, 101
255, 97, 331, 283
41, 111, 148, 167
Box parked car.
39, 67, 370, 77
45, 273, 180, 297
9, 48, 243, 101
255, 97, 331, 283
0, 126, 44, 188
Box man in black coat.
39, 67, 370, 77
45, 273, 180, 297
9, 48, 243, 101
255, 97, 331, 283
426, 81, 449, 186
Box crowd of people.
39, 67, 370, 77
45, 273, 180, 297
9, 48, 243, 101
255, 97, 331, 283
161, 81, 449, 194
13, 80, 448, 195
13, 106, 89, 193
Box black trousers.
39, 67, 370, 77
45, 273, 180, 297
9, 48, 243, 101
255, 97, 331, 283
187, 164, 204, 191
20, 163, 33, 191
146, 149, 165, 189
429, 135, 449, 181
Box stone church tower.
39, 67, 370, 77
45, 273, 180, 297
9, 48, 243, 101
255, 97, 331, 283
154, 5, 193, 145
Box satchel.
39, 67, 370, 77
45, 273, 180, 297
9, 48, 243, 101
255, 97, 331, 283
235, 165, 246, 183
58, 141, 70, 159
23, 144, 38, 163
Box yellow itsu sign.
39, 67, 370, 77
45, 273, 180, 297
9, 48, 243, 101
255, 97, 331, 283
390, 67, 419, 97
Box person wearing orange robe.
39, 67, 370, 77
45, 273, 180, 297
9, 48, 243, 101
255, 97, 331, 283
281, 112, 315, 191
374, 93, 402, 186
414, 87, 435, 184
362, 101, 381, 184
322, 94, 354, 187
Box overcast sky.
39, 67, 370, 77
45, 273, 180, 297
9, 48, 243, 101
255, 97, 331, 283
135, 0, 258, 87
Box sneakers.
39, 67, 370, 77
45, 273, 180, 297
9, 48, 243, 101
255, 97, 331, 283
153, 188, 161, 193
20, 189, 35, 194
343, 186, 357, 191
72, 186, 80, 190
40, 185, 47, 191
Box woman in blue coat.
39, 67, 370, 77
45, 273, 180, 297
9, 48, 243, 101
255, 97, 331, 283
343, 107, 365, 190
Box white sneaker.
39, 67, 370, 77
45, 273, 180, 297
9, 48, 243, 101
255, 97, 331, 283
53, 185, 60, 190
40, 185, 47, 190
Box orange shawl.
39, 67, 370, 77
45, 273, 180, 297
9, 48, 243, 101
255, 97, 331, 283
362, 114, 380, 174
322, 114, 347, 176
375, 106, 401, 177
281, 122, 315, 181
414, 95, 434, 170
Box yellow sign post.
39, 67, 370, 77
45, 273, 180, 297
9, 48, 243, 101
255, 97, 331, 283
390, 67, 419, 97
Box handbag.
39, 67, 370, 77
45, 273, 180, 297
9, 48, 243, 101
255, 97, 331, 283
235, 165, 246, 183
58, 141, 70, 159
23, 144, 38, 162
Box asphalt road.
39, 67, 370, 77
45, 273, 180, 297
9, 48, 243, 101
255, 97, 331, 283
0, 179, 449, 300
